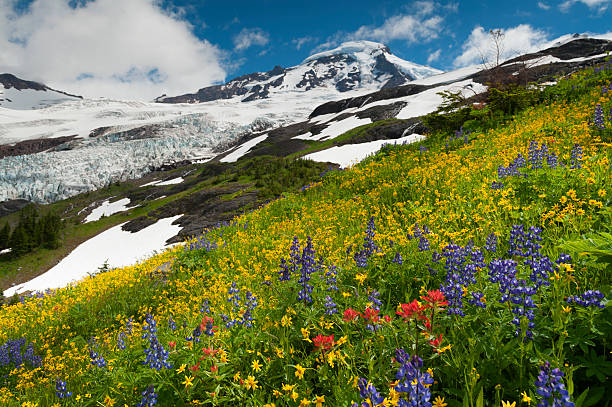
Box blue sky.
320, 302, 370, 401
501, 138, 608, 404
1, 0, 611, 100
171, 0, 612, 76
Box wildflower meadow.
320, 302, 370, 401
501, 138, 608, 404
0, 65, 610, 407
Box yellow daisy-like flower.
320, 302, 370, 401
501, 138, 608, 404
295, 364, 306, 379
273, 389, 283, 398
182, 375, 194, 388
301, 327, 311, 342
103, 395, 115, 407
315, 395, 326, 407
355, 273, 367, 284
177, 364, 186, 374
521, 391, 532, 405
282, 383, 296, 392
598, 188, 606, 197
501, 401, 516, 407
281, 315, 293, 327
244, 375, 258, 390
432, 396, 447, 407
233, 372, 241, 382
263, 403, 276, 407
299, 398, 311, 407
251, 359, 262, 372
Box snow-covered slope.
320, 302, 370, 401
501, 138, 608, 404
157, 41, 442, 104
0, 73, 81, 110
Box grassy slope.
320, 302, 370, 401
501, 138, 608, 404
0, 157, 329, 291
0, 67, 610, 406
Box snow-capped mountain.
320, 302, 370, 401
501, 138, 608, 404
156, 41, 442, 103
0, 73, 82, 110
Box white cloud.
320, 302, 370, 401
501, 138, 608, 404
292, 36, 317, 50
233, 27, 269, 51
0, 0, 226, 101
454, 24, 549, 67
427, 49, 441, 64
537, 1, 551, 9
309, 2, 449, 55
350, 13, 443, 44
559, 0, 611, 12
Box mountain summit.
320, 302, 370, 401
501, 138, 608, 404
0, 73, 81, 110
156, 41, 442, 104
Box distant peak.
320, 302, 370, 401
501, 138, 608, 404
303, 41, 391, 63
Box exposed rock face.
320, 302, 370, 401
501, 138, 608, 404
0, 73, 82, 99
0, 136, 77, 159
156, 41, 442, 104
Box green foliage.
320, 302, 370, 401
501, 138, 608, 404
2, 204, 64, 258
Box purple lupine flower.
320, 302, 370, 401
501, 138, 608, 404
142, 314, 172, 370
491, 181, 504, 189
570, 144, 583, 169
353, 378, 385, 407
297, 237, 318, 303
394, 349, 434, 406
591, 104, 605, 130
324, 264, 339, 291
468, 291, 486, 308
368, 290, 382, 311
528, 140, 543, 169
484, 233, 498, 252
392, 252, 404, 264
324, 295, 338, 315
535, 361, 574, 407
567, 290, 605, 308
418, 236, 430, 252
55, 378, 72, 399
509, 279, 537, 340
138, 385, 158, 407
354, 217, 379, 267
279, 237, 300, 281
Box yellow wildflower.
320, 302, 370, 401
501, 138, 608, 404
315, 395, 326, 407
103, 395, 115, 407
251, 359, 262, 372
521, 391, 532, 405
502, 401, 516, 407
295, 364, 306, 379
281, 315, 292, 327
433, 396, 447, 407
244, 375, 258, 390
355, 273, 367, 284
299, 398, 311, 407
182, 375, 194, 388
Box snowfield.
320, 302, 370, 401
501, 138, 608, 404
3, 215, 183, 296
220, 133, 269, 163
84, 198, 134, 223
303, 133, 426, 168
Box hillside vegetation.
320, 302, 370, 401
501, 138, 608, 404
0, 65, 610, 407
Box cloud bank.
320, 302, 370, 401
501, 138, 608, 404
454, 24, 549, 67
0, 0, 226, 101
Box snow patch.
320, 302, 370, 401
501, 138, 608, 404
303, 133, 425, 168
220, 134, 268, 163
3, 215, 183, 296
0, 248, 11, 255
396, 80, 488, 119
84, 198, 134, 223
141, 177, 184, 187
0, 85, 79, 110
294, 116, 371, 141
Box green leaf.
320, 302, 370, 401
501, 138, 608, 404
476, 386, 484, 407
574, 388, 589, 407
